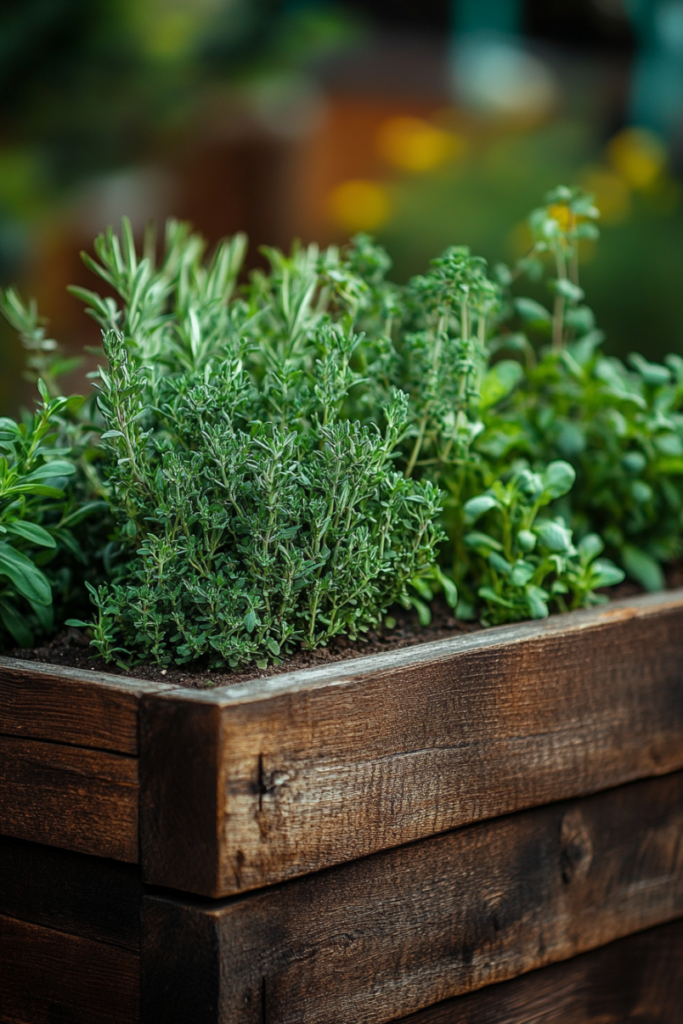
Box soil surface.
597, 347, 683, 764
6, 598, 481, 690
8, 563, 683, 690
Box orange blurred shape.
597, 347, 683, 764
607, 128, 667, 190
328, 179, 391, 232
579, 168, 631, 225
375, 116, 468, 173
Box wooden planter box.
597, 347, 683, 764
2, 589, 683, 1023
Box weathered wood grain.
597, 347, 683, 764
140, 589, 683, 896
0, 914, 139, 1024
0, 835, 141, 951
398, 918, 683, 1023
0, 734, 138, 862
141, 771, 683, 1024
0, 655, 174, 754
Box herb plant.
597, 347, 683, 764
4, 182, 679, 667
366, 224, 627, 625
0, 291, 111, 648
491, 186, 683, 592
0, 384, 78, 647
66, 222, 443, 668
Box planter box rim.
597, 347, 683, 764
3, 586, 682, 708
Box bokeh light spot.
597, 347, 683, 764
580, 168, 631, 224
375, 117, 468, 173
607, 128, 667, 190
328, 180, 391, 232
453, 39, 558, 119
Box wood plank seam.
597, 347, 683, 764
140, 599, 683, 895
141, 771, 683, 1023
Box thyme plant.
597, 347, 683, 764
67, 221, 443, 668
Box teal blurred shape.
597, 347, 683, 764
626, 0, 683, 141
452, 0, 522, 36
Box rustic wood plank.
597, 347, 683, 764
140, 589, 683, 896
141, 771, 683, 1024
0, 734, 138, 862
0, 914, 139, 1024
0, 835, 141, 951
0, 655, 174, 755
398, 918, 683, 1023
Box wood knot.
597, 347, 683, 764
560, 807, 593, 884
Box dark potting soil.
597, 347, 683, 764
8, 562, 683, 690
5, 597, 481, 690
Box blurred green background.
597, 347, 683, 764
2, 0, 683, 410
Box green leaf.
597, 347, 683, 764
553, 279, 584, 303
435, 568, 458, 609
628, 353, 670, 386
478, 586, 516, 609
526, 585, 549, 619
578, 533, 604, 562
516, 530, 536, 553
0, 543, 52, 606
479, 360, 523, 411
22, 460, 76, 482
409, 596, 432, 626
631, 480, 653, 504
411, 576, 434, 601
622, 451, 647, 474
542, 461, 576, 499
591, 559, 625, 589
514, 297, 552, 325
534, 520, 573, 553
463, 494, 499, 524
621, 545, 665, 592
654, 434, 683, 457
267, 637, 281, 656
6, 522, 56, 548
510, 561, 534, 586
244, 609, 256, 632
464, 530, 504, 552
455, 599, 475, 620
12, 484, 65, 498
0, 598, 33, 647
489, 552, 512, 576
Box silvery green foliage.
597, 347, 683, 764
76, 224, 442, 668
